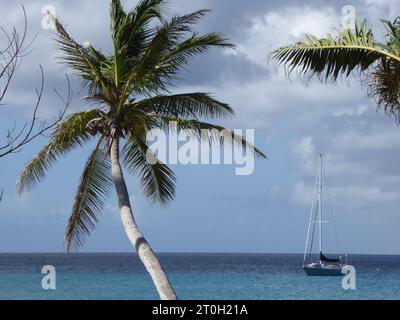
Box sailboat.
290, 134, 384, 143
303, 154, 352, 276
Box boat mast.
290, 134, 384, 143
319, 154, 323, 262
303, 164, 319, 266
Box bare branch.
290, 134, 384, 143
0, 68, 72, 158
0, 6, 34, 104
0, 6, 71, 159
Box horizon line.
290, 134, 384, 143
0, 251, 400, 256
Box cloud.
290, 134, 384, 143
364, 0, 400, 21
234, 6, 341, 67
291, 180, 400, 210
292, 136, 315, 161
332, 129, 400, 151
289, 119, 400, 210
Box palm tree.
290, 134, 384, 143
17, 0, 265, 300
271, 18, 400, 122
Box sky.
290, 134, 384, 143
1, 0, 400, 254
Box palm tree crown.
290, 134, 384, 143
271, 18, 400, 122
18, 0, 266, 252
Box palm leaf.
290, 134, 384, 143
154, 32, 234, 83
365, 57, 400, 122
54, 18, 109, 93
128, 9, 232, 93
133, 93, 234, 120
123, 136, 176, 204
380, 18, 400, 56
66, 138, 112, 252
110, 0, 163, 54
271, 20, 400, 81
148, 115, 267, 159
18, 110, 103, 193
110, 0, 164, 88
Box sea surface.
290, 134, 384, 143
0, 253, 399, 300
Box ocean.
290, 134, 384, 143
0, 253, 399, 300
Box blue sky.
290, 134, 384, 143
1, 0, 400, 254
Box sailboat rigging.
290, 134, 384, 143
303, 154, 352, 276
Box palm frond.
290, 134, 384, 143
111, 0, 164, 47
380, 18, 400, 56
154, 32, 234, 83
271, 19, 400, 81
148, 116, 267, 159
17, 110, 104, 193
110, 0, 128, 42
133, 93, 234, 120
365, 57, 400, 122
110, 0, 165, 88
66, 138, 112, 252
129, 9, 232, 93
130, 0, 164, 23
111, 0, 164, 42
54, 18, 109, 93
123, 136, 176, 204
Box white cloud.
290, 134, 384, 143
235, 6, 341, 67
291, 180, 400, 209
332, 105, 368, 118
364, 0, 400, 20
292, 136, 315, 161
332, 129, 400, 151
290, 181, 312, 206
289, 121, 400, 209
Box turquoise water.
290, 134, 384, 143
0, 253, 399, 300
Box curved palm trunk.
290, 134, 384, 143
110, 138, 177, 300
